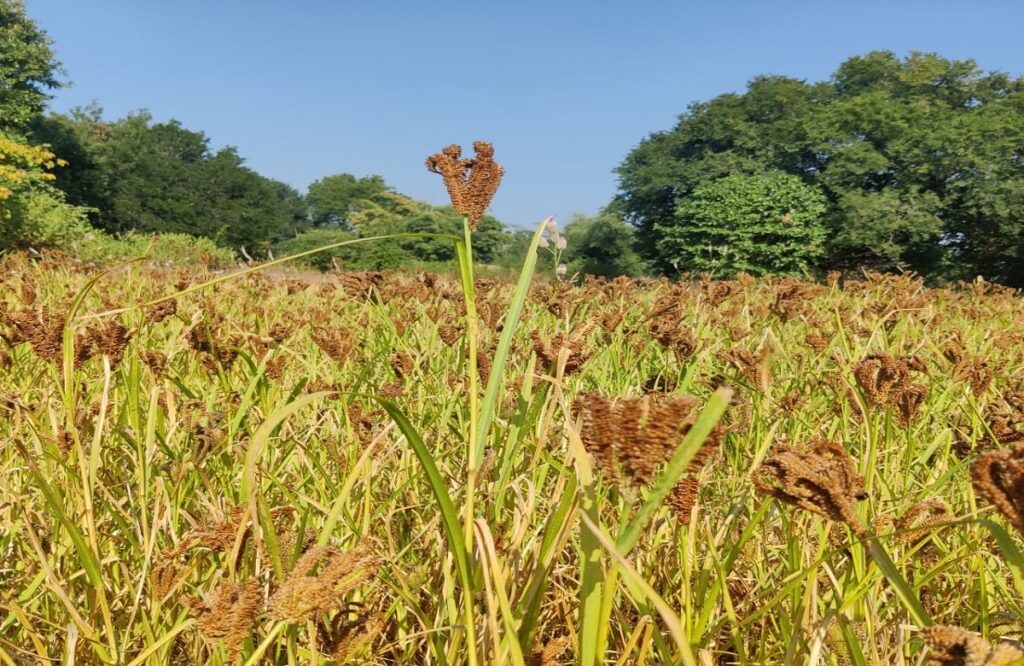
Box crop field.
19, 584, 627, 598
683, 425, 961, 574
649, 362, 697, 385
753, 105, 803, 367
2, 246, 1024, 665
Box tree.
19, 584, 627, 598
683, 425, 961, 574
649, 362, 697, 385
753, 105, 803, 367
659, 173, 826, 276
38, 110, 310, 252
0, 132, 88, 249
561, 213, 645, 277
306, 173, 389, 228
0, 0, 63, 133
615, 51, 1024, 285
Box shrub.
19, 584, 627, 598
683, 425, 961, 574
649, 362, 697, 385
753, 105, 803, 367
70, 231, 237, 269
657, 173, 826, 277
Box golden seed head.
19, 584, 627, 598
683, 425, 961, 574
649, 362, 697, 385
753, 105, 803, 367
183, 578, 263, 660
426, 141, 504, 229
269, 544, 381, 622
754, 438, 868, 536
971, 443, 1024, 534
920, 625, 1023, 665
576, 392, 723, 521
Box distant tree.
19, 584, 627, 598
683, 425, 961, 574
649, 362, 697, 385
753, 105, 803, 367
660, 173, 826, 276
37, 110, 309, 252
306, 173, 390, 228
562, 213, 645, 277
0, 0, 63, 133
615, 51, 1024, 285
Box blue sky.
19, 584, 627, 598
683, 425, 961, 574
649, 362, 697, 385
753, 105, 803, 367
27, 0, 1024, 229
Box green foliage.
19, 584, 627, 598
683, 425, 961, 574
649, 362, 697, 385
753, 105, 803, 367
562, 213, 645, 277
0, 0, 62, 132
0, 132, 89, 250
274, 228, 414, 270
658, 173, 826, 277
306, 173, 389, 228
70, 230, 237, 268
615, 51, 1024, 285
36, 109, 310, 252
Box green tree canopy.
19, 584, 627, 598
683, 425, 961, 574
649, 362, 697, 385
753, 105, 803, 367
660, 173, 826, 277
615, 51, 1024, 285
36, 109, 310, 252
561, 213, 645, 277
0, 0, 62, 133
306, 173, 389, 229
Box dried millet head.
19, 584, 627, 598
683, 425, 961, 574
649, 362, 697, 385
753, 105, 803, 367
575, 392, 724, 521
183, 578, 263, 661
426, 141, 503, 229
268, 544, 381, 622
754, 438, 868, 536
920, 625, 1023, 665
971, 442, 1024, 534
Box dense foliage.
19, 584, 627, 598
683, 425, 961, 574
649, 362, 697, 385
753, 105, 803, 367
616, 51, 1024, 285
35, 109, 311, 253
660, 173, 826, 276
0, 131, 87, 250
0, 0, 62, 131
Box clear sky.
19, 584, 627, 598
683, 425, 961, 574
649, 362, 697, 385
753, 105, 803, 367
26, 0, 1024, 229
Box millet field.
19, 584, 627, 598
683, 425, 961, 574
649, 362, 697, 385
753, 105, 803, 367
3, 216, 1024, 665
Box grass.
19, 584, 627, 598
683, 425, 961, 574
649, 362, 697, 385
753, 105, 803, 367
2, 238, 1024, 665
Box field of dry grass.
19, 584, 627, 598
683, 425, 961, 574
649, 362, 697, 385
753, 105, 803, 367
2, 246, 1024, 664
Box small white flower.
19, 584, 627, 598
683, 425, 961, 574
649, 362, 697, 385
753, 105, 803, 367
544, 216, 558, 234
555, 236, 567, 250
538, 235, 549, 249
556, 263, 567, 275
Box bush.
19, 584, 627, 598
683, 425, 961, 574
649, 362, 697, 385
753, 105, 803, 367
1, 133, 90, 249
273, 228, 413, 271
70, 231, 237, 269
657, 173, 827, 277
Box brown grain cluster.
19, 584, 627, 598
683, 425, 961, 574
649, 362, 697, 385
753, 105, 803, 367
526, 635, 572, 666
576, 392, 723, 520
532, 321, 596, 375
268, 544, 381, 622
425, 141, 504, 229
754, 438, 868, 536
920, 625, 1023, 665
183, 579, 263, 660
971, 443, 1024, 534
319, 612, 386, 662
852, 353, 929, 425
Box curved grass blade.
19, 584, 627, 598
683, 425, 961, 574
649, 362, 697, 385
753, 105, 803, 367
373, 397, 477, 661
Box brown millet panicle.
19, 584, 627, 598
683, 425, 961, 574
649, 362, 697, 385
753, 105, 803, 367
526, 635, 573, 666
389, 351, 414, 380
320, 612, 386, 662
852, 353, 927, 408
894, 499, 953, 547
920, 625, 1024, 665
183, 579, 263, 660
576, 393, 723, 521
971, 443, 1024, 534
463, 140, 504, 227
531, 320, 597, 375
754, 438, 868, 536
426, 141, 503, 229
269, 544, 381, 622
425, 144, 470, 216
1, 305, 66, 364
86, 319, 133, 366
144, 300, 177, 325
310, 325, 356, 365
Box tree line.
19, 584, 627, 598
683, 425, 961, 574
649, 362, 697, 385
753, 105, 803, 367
614, 51, 1024, 286
4, 0, 1024, 284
